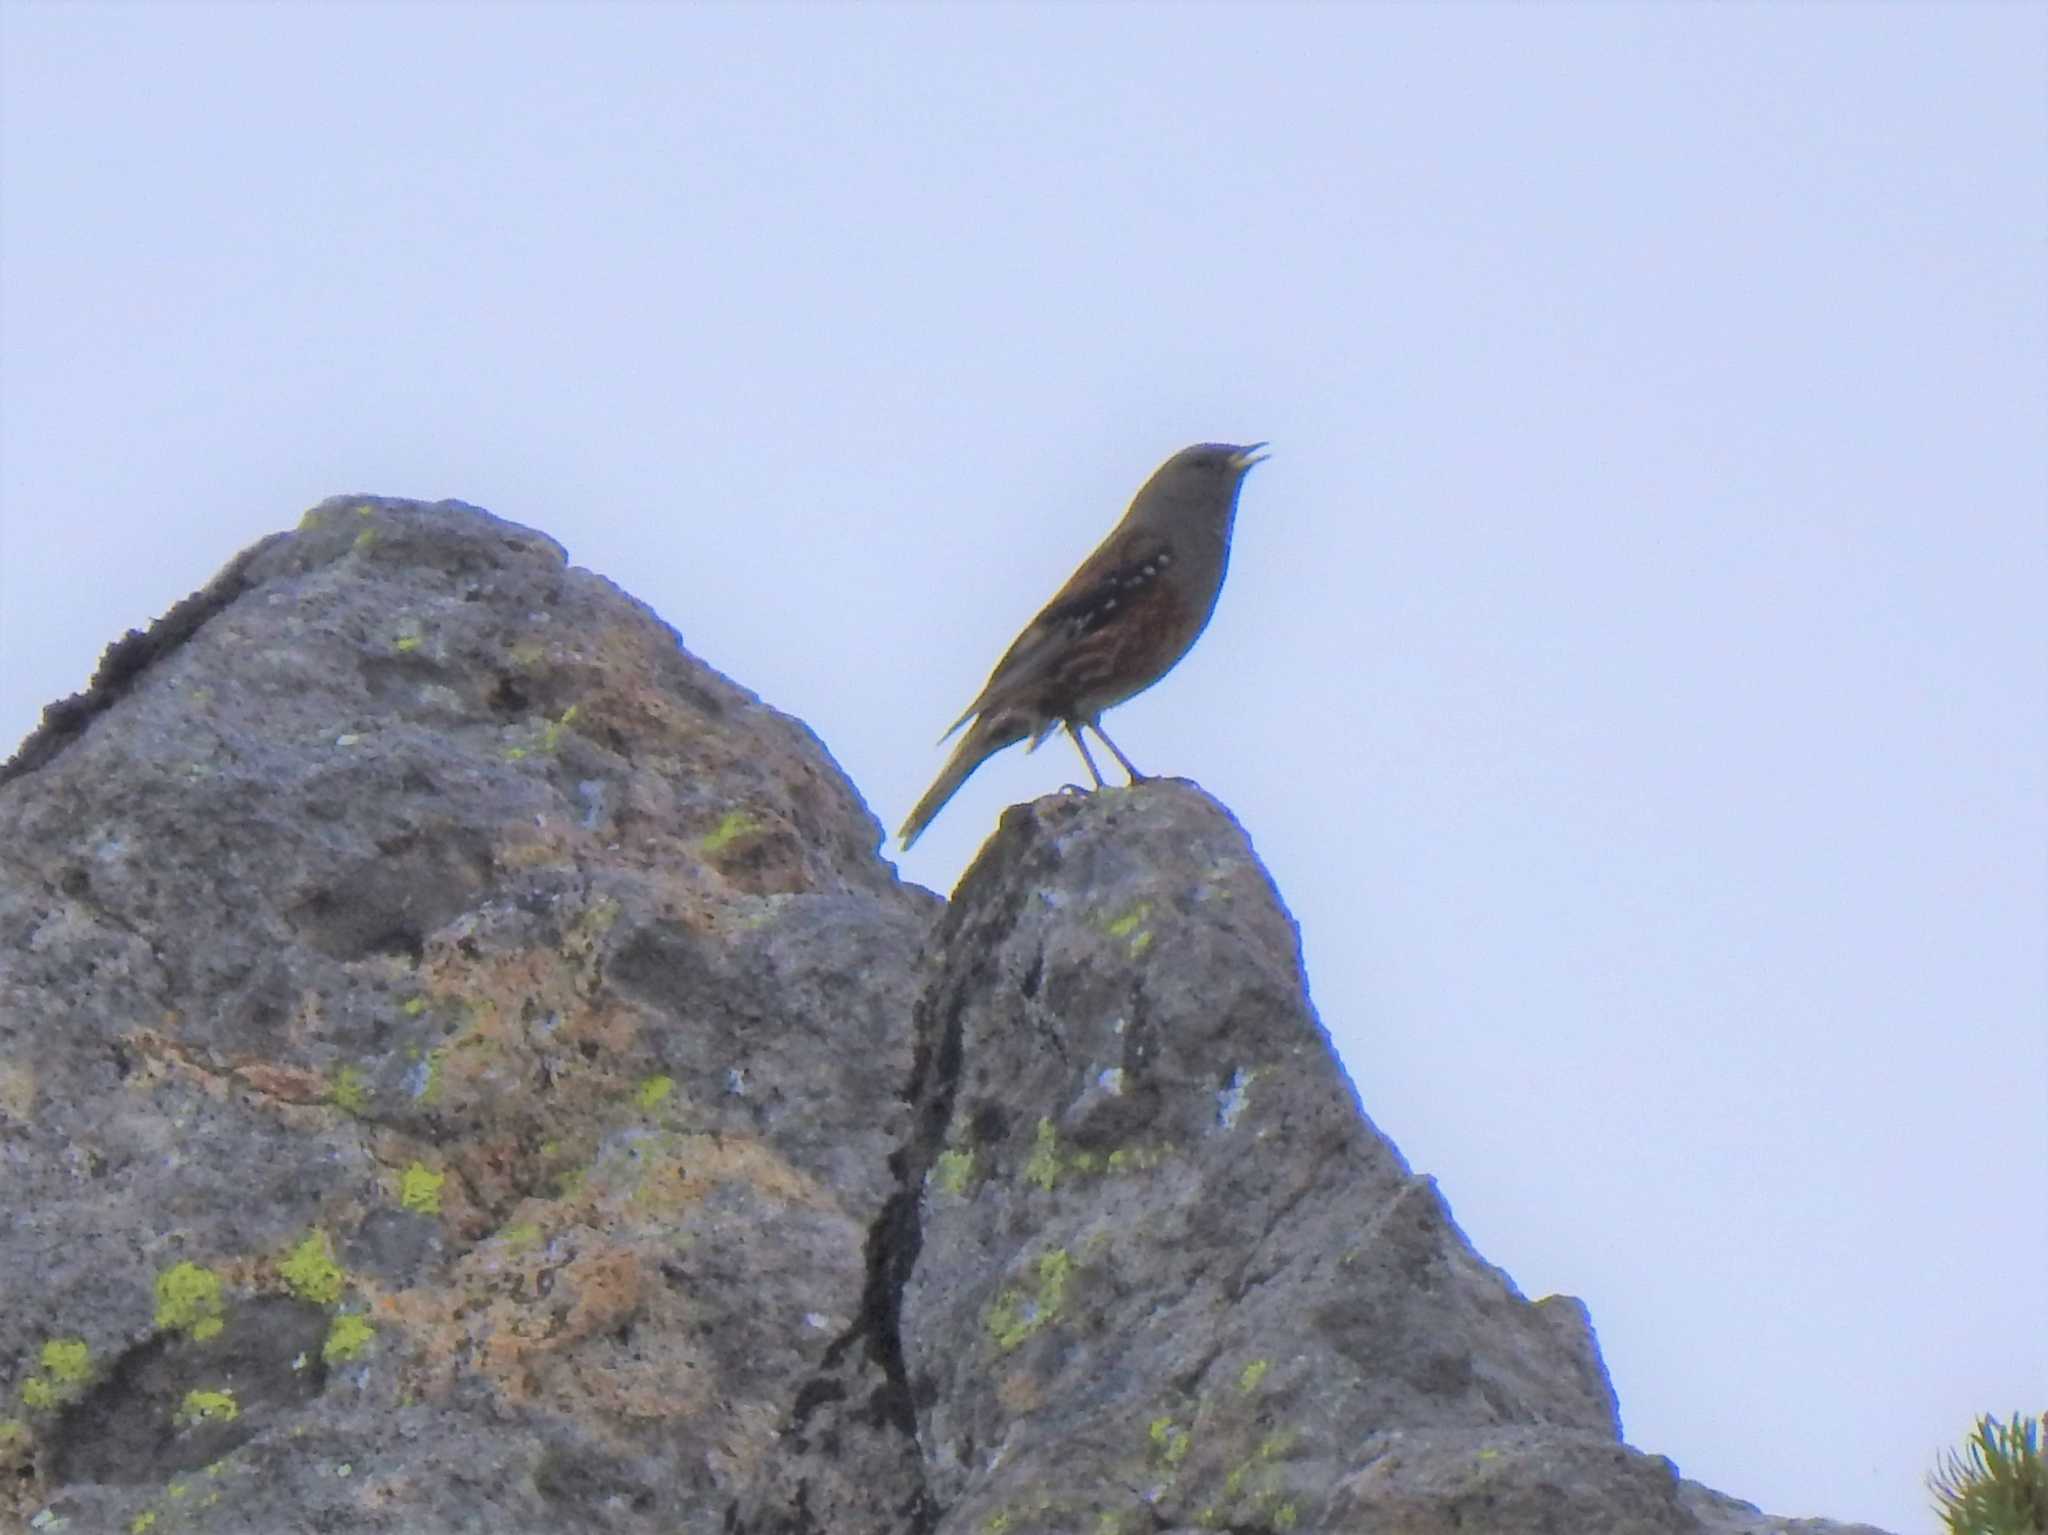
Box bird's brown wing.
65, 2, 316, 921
947, 526, 1186, 733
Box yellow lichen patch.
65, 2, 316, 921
1102, 899, 1155, 956
539, 705, 581, 752
986, 1248, 1073, 1353
494, 1221, 542, 1251
1257, 1428, 1298, 1460
131, 1511, 158, 1533
399, 1162, 445, 1214
698, 810, 758, 857
1104, 1144, 1170, 1175
175, 1389, 238, 1426
412, 1046, 447, 1104
1239, 1358, 1270, 1394
18, 1337, 91, 1411
278, 1230, 346, 1306
321, 1313, 375, 1364
1148, 1414, 1192, 1467
154, 1262, 226, 1341
1023, 1118, 1062, 1191
932, 1148, 975, 1195
328, 1064, 370, 1114
634, 1074, 674, 1112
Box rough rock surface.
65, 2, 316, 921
0, 497, 1894, 1535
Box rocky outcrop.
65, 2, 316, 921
0, 497, 1893, 1534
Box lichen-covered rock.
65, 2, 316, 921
0, 496, 1895, 1535
886, 786, 1639, 1533
0, 497, 935, 1533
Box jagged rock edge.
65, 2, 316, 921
0, 532, 290, 784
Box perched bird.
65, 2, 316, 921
898, 441, 1269, 849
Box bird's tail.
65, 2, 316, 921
898, 711, 1027, 850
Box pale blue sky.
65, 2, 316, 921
3, 6, 2043, 1532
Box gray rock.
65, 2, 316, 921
0, 497, 1894, 1535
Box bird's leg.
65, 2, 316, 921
1062, 722, 1109, 790
1088, 720, 1147, 784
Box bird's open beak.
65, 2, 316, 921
1231, 442, 1271, 471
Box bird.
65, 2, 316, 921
898, 441, 1269, 849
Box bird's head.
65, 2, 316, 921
1133, 442, 1270, 529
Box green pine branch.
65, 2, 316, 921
1930, 1411, 2048, 1535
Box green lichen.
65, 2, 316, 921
153, 1263, 225, 1341
413, 1046, 446, 1104
1274, 1502, 1298, 1529
20, 1336, 93, 1407
932, 1148, 975, 1195
327, 1064, 370, 1114
279, 1231, 345, 1306
497, 1221, 541, 1250
393, 632, 422, 654
399, 1162, 445, 1214
700, 810, 757, 856
1239, 1357, 1270, 1394
1257, 1429, 1298, 1460
41, 1338, 90, 1385
986, 1248, 1073, 1353
1105, 1145, 1163, 1174
540, 705, 580, 752
352, 527, 377, 553
635, 1074, 675, 1111
402, 997, 428, 1017
129, 1513, 157, 1533
1024, 1118, 1062, 1191
1148, 1414, 1191, 1467
175, 1389, 238, 1426
983, 1513, 1013, 1535
1103, 901, 1150, 939
1103, 900, 1154, 956
322, 1313, 375, 1364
